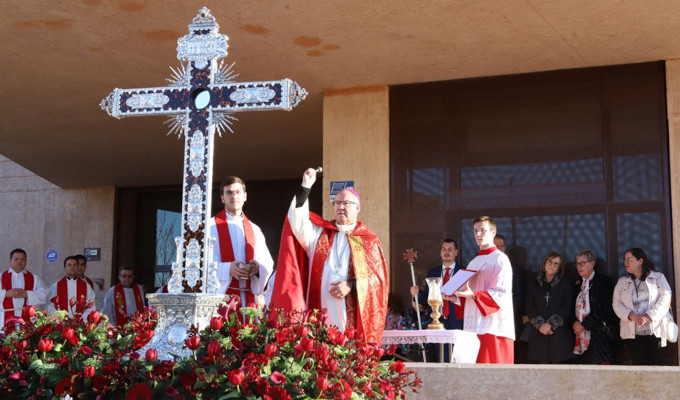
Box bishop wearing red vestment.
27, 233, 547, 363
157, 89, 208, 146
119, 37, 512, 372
271, 168, 389, 344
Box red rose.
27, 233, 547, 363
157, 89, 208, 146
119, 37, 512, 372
62, 327, 75, 341
207, 340, 221, 356
126, 382, 153, 400
38, 339, 53, 352
264, 343, 278, 358
145, 348, 158, 361
87, 310, 101, 324
210, 316, 224, 331
186, 335, 201, 350
317, 375, 329, 391
83, 365, 95, 378
68, 335, 80, 346
297, 325, 310, 337
228, 369, 244, 386
270, 371, 286, 385
79, 345, 92, 355
22, 305, 36, 319
390, 360, 406, 374
217, 305, 229, 319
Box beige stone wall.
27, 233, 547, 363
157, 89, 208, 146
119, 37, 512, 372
409, 363, 680, 399
0, 155, 116, 291
666, 59, 680, 363
322, 86, 390, 268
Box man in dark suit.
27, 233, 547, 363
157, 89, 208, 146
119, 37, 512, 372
410, 238, 464, 361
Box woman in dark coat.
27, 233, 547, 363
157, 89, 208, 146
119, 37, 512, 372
572, 249, 617, 364
526, 252, 575, 363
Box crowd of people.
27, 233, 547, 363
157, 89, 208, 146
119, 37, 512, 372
406, 231, 675, 365
3, 168, 676, 367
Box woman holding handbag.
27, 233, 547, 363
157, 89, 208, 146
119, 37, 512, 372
612, 248, 672, 365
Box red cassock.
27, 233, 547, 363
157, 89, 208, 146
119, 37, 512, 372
270, 213, 389, 344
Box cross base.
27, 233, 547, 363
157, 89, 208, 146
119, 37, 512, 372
142, 293, 228, 360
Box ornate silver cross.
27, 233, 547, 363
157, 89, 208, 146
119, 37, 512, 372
100, 7, 307, 295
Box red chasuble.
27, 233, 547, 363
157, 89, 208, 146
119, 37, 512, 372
271, 213, 389, 344
113, 283, 144, 326
2, 270, 34, 321
214, 209, 257, 306
56, 278, 88, 315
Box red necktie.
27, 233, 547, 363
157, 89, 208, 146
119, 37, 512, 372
442, 267, 451, 317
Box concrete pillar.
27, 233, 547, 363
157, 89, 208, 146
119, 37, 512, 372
665, 58, 680, 362
322, 85, 390, 269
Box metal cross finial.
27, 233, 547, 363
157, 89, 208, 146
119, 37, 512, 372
403, 248, 418, 264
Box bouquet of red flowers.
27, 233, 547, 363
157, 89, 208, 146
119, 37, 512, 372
0, 297, 420, 400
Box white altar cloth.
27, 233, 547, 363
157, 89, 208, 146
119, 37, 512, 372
381, 329, 480, 363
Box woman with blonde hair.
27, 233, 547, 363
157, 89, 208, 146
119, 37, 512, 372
613, 247, 672, 365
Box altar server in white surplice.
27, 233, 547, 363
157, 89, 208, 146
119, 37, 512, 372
449, 216, 515, 364
1, 249, 48, 330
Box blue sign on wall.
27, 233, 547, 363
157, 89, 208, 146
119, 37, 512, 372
330, 180, 354, 201
46, 249, 58, 263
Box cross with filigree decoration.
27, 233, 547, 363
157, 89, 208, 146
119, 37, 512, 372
100, 7, 306, 294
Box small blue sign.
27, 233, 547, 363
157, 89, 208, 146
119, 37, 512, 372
330, 181, 354, 201
46, 249, 58, 263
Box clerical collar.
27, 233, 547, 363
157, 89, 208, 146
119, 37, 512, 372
336, 222, 356, 234
66, 276, 79, 281
225, 210, 243, 220
478, 246, 497, 255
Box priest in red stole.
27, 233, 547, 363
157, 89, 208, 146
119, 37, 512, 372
1, 248, 48, 330
449, 216, 515, 364
101, 266, 145, 327
47, 256, 95, 320
208, 176, 273, 317
271, 168, 389, 344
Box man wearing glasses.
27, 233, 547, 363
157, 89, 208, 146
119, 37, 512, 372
102, 266, 146, 328
271, 168, 389, 344
208, 176, 273, 315
449, 216, 515, 363
572, 249, 616, 364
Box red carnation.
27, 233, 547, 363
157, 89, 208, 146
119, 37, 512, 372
390, 360, 406, 374
126, 382, 153, 400
164, 385, 180, 397
145, 348, 157, 361
38, 339, 53, 352
83, 365, 96, 378
228, 369, 244, 386
210, 316, 224, 331
186, 335, 201, 350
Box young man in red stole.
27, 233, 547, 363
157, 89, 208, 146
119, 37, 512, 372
75, 254, 103, 310
101, 266, 145, 327
1, 248, 48, 330
447, 216, 515, 364
47, 256, 95, 320
271, 168, 389, 344
207, 176, 273, 319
